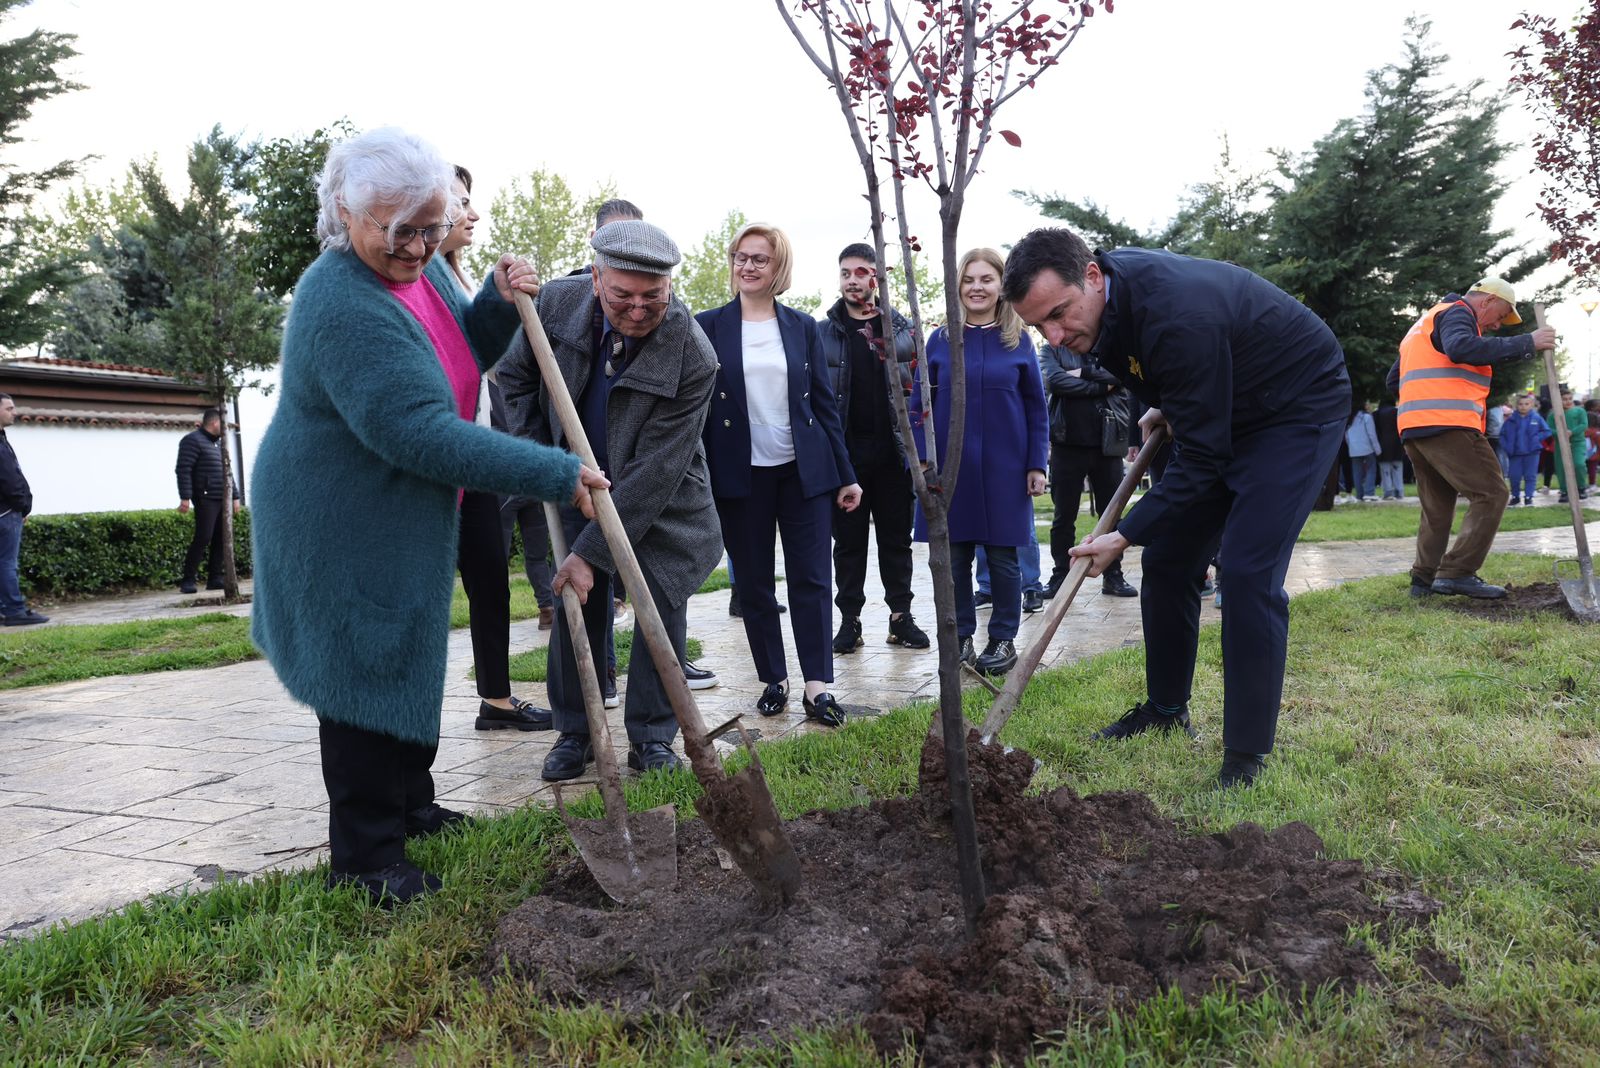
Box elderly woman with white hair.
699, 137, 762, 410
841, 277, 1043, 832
250, 127, 606, 906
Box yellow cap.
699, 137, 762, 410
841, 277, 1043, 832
1468, 277, 1523, 326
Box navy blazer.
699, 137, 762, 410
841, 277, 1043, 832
697, 297, 856, 500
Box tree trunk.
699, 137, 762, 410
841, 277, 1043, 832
215, 389, 241, 599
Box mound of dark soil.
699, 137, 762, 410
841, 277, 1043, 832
1440, 581, 1577, 621
488, 736, 1444, 1066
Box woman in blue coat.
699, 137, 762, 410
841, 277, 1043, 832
915, 247, 1049, 676
698, 223, 862, 727
251, 129, 604, 905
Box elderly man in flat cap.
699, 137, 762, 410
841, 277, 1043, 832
497, 220, 722, 780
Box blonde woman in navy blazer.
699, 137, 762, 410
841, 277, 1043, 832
698, 223, 862, 727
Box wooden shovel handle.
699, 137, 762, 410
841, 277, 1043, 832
512, 291, 720, 783
979, 427, 1168, 742
1533, 303, 1594, 577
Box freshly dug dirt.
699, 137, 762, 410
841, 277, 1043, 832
1440, 581, 1577, 621
488, 735, 1446, 1066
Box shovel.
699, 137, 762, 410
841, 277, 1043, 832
1533, 303, 1599, 622
980, 427, 1168, 743
542, 500, 677, 903
512, 291, 803, 907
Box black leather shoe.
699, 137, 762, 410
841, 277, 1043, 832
475, 696, 553, 731
974, 638, 1017, 676
973, 591, 992, 609
328, 860, 441, 907
1022, 589, 1044, 614
833, 616, 864, 654
405, 803, 469, 838
1430, 574, 1506, 599
1216, 750, 1266, 789
1043, 574, 1065, 599
682, 659, 718, 690
627, 740, 682, 773
1102, 572, 1138, 597
728, 588, 742, 617
541, 733, 594, 781
803, 691, 847, 728
1408, 579, 1433, 600
887, 613, 931, 649
756, 681, 789, 717
179, 580, 198, 594
206, 579, 226, 591
1093, 701, 1197, 741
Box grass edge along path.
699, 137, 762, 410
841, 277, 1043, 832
2, 552, 1596, 1064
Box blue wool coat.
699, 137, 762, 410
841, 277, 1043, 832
251, 251, 580, 745
913, 322, 1049, 546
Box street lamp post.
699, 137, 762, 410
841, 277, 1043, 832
1582, 297, 1599, 399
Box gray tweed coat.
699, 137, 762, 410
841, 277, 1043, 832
496, 275, 721, 607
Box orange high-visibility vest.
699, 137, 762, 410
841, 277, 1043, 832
1397, 300, 1491, 434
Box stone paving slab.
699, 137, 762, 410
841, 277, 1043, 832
1, 521, 1594, 939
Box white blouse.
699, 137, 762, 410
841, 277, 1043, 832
741, 318, 795, 467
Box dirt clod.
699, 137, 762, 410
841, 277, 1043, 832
488, 734, 1451, 1065
1440, 581, 1577, 621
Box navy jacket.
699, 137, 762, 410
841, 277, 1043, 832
0, 430, 31, 517
175, 427, 238, 501
1091, 248, 1351, 547
697, 297, 856, 500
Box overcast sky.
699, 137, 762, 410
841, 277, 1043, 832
14, 0, 1596, 360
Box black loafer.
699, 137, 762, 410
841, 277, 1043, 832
328, 860, 441, 907
627, 740, 682, 773
756, 682, 789, 716
405, 803, 470, 838
475, 696, 553, 731
803, 691, 846, 728
541, 733, 594, 781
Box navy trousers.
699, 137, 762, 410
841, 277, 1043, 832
954, 541, 1021, 641
1138, 417, 1343, 755
717, 461, 835, 685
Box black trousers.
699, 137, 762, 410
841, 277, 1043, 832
1047, 444, 1124, 581
458, 491, 510, 700
499, 496, 554, 610
318, 719, 436, 874
182, 497, 227, 583
718, 462, 834, 685
832, 453, 915, 618
1138, 418, 1342, 756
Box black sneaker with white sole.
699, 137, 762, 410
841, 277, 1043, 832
1093, 701, 1197, 741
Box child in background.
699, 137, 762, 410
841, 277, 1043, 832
1501, 393, 1551, 507
1549, 388, 1589, 503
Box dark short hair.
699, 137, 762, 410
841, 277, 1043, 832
839, 242, 876, 265
453, 165, 473, 193
0, 393, 11, 403
595, 198, 643, 229
1001, 227, 1095, 304
200, 408, 223, 425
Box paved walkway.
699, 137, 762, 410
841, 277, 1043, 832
2, 522, 1594, 939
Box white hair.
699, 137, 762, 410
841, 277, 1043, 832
315, 127, 455, 252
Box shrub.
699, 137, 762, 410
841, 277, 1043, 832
18, 509, 252, 596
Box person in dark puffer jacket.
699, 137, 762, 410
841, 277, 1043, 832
0, 393, 47, 625
175, 408, 240, 594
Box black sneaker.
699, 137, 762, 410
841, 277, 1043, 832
1, 609, 49, 626
1430, 574, 1506, 599
541, 733, 594, 781
833, 616, 864, 654
328, 860, 441, 907
1093, 701, 1197, 741
728, 587, 742, 617
682, 660, 718, 690
973, 591, 992, 610
1043, 574, 1065, 599
475, 696, 553, 731
179, 580, 198, 594
1102, 572, 1138, 598
404, 803, 470, 838
886, 613, 931, 649
604, 665, 619, 709
974, 638, 1017, 676
958, 636, 976, 667
1216, 750, 1266, 789
1022, 589, 1044, 614
206, 579, 226, 591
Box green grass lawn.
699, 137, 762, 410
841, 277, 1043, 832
1298, 502, 1599, 542
4, 552, 1596, 1064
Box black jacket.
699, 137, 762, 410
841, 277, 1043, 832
0, 430, 31, 517
1091, 248, 1351, 547
175, 427, 235, 501
1038, 342, 1129, 449
820, 298, 916, 457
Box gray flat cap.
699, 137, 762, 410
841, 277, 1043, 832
591, 220, 681, 275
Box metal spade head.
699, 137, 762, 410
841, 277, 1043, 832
691, 725, 801, 909
1555, 558, 1600, 624
553, 789, 678, 905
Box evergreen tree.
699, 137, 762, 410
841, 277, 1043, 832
0, 0, 85, 348
466, 168, 615, 284
231, 119, 356, 297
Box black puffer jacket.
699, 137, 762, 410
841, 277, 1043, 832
0, 431, 31, 516
1038, 342, 1129, 449
820, 298, 917, 453
175, 428, 236, 501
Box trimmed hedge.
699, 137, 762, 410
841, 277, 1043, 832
18, 509, 252, 596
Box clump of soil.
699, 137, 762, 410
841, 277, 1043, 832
489, 735, 1447, 1066
1440, 581, 1576, 621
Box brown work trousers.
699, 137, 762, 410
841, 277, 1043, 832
1404, 429, 1508, 585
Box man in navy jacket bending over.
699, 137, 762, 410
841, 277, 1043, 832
1005, 229, 1351, 788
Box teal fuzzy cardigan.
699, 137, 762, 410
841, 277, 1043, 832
251, 251, 579, 744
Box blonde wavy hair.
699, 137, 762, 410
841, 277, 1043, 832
957, 247, 1021, 349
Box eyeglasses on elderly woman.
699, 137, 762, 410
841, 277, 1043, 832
362, 208, 454, 251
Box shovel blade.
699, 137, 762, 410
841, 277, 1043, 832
693, 763, 802, 909
1559, 578, 1600, 623
559, 803, 678, 905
